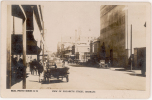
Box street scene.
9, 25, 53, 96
11, 58, 145, 90
6, 3, 146, 90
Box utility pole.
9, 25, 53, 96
42, 21, 45, 70
130, 24, 132, 71
75, 30, 77, 59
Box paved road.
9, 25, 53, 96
40, 64, 146, 90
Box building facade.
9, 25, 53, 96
90, 37, 101, 61
75, 35, 97, 62
100, 5, 126, 67
7, 5, 45, 89
100, 5, 146, 68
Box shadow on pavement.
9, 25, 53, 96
41, 79, 66, 84
114, 68, 133, 72
112, 68, 145, 77
11, 73, 29, 86
126, 73, 146, 77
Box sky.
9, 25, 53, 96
13, 2, 147, 54
43, 2, 101, 52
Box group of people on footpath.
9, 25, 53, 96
11, 56, 44, 82
29, 59, 44, 82
11, 57, 26, 80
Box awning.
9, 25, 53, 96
12, 5, 43, 31
11, 34, 41, 55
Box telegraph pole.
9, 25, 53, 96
130, 24, 132, 71
75, 30, 77, 59
42, 21, 45, 71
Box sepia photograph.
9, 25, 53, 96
1, 1, 151, 98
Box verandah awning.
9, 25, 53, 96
11, 34, 41, 55
11, 5, 43, 55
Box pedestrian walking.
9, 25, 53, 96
37, 60, 44, 82
33, 59, 38, 75
29, 60, 33, 75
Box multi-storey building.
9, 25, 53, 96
100, 5, 146, 67
100, 5, 126, 66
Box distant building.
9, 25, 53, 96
57, 41, 74, 58
57, 34, 97, 61
75, 35, 97, 62
90, 37, 100, 61
75, 41, 90, 61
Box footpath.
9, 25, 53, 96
11, 67, 42, 89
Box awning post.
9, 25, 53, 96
22, 19, 27, 89
19, 5, 27, 89
7, 5, 12, 89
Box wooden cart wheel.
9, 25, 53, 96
66, 75, 69, 82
